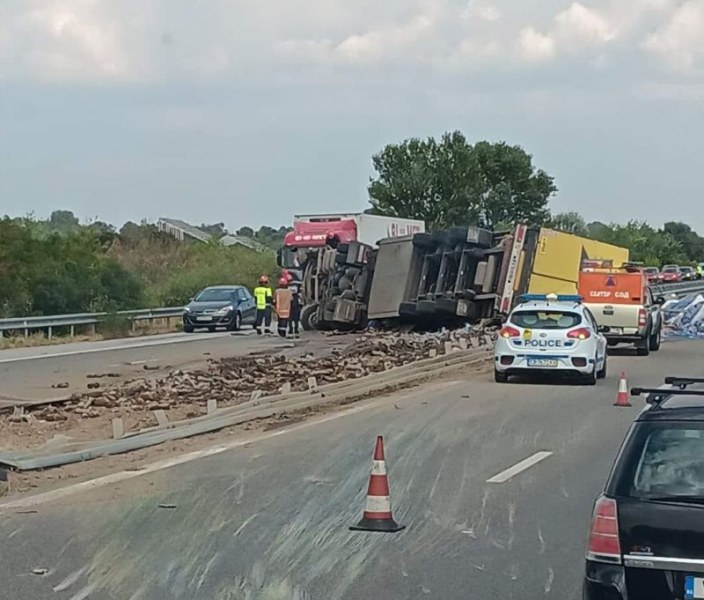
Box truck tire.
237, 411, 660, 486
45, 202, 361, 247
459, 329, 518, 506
636, 332, 651, 356
412, 233, 435, 250
649, 327, 661, 352
301, 305, 319, 331
448, 226, 468, 245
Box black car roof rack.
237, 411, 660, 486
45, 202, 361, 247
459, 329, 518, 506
631, 387, 704, 406
664, 377, 704, 388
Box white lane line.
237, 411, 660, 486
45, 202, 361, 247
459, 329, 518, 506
485, 451, 553, 484
0, 333, 234, 365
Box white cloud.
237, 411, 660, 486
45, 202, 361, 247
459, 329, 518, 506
0, 1, 136, 82
517, 27, 556, 63
554, 3, 617, 46
0, 0, 700, 87
642, 0, 704, 71
334, 14, 435, 64
516, 3, 616, 64
462, 1, 501, 23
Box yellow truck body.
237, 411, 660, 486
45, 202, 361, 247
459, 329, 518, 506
498, 225, 630, 312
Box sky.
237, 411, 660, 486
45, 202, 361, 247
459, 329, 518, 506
1, 0, 704, 233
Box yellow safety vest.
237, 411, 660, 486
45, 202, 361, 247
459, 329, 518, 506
254, 286, 272, 310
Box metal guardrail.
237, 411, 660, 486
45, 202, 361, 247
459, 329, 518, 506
651, 280, 704, 297
0, 307, 184, 338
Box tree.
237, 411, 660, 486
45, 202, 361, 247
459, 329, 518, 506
199, 222, 227, 240
589, 221, 684, 267
48, 210, 80, 235
473, 141, 556, 228
368, 132, 556, 230
662, 222, 704, 263
368, 132, 483, 229
550, 212, 588, 236
236, 226, 255, 237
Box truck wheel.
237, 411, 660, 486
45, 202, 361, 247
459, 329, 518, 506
412, 233, 435, 250
300, 305, 319, 331
494, 369, 508, 383
649, 328, 661, 352
636, 332, 651, 356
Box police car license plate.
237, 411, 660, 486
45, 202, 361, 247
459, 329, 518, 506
685, 576, 704, 599
527, 358, 558, 368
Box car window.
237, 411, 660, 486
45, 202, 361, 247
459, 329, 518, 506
193, 288, 235, 302
235, 288, 247, 301
612, 423, 704, 499
583, 308, 598, 330
510, 310, 581, 329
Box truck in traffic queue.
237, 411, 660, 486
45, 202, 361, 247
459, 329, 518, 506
577, 262, 665, 356
276, 213, 425, 330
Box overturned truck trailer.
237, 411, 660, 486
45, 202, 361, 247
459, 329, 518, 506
306, 223, 629, 330
367, 225, 505, 326
365, 223, 630, 327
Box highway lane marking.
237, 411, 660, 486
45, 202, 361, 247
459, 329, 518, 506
485, 451, 553, 484
0, 385, 455, 510
0, 332, 241, 365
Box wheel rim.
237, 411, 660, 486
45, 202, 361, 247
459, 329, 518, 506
236, 313, 241, 329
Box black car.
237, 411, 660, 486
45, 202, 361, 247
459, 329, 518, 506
183, 285, 257, 332
584, 377, 704, 600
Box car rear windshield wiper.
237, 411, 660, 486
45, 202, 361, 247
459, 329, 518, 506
643, 496, 704, 505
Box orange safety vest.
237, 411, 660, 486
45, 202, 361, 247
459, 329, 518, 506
274, 288, 292, 318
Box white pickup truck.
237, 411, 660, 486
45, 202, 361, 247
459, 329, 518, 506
578, 269, 665, 356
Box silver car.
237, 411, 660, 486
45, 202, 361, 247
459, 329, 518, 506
494, 294, 608, 385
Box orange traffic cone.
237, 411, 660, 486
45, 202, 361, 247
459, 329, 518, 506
614, 372, 631, 407
350, 436, 405, 533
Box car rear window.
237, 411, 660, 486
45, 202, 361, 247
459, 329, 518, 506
194, 288, 235, 302
510, 310, 581, 329
611, 422, 704, 500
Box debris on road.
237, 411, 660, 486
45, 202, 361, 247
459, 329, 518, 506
0, 328, 493, 450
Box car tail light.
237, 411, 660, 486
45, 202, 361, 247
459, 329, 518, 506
638, 308, 647, 327
499, 326, 520, 338
567, 327, 591, 340
586, 496, 622, 564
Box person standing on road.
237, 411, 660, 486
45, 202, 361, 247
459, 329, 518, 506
254, 275, 273, 335
288, 280, 301, 338
274, 277, 292, 338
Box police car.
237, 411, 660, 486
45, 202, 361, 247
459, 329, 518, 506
494, 294, 608, 385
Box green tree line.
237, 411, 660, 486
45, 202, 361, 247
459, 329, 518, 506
0, 213, 278, 318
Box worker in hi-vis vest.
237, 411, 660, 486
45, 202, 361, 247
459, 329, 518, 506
274, 277, 292, 338
254, 275, 273, 335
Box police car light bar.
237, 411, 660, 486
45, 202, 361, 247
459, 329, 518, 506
518, 294, 583, 303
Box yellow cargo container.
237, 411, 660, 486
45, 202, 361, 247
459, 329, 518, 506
498, 225, 630, 312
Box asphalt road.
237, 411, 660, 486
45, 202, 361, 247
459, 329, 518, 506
0, 341, 701, 600
0, 330, 322, 403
